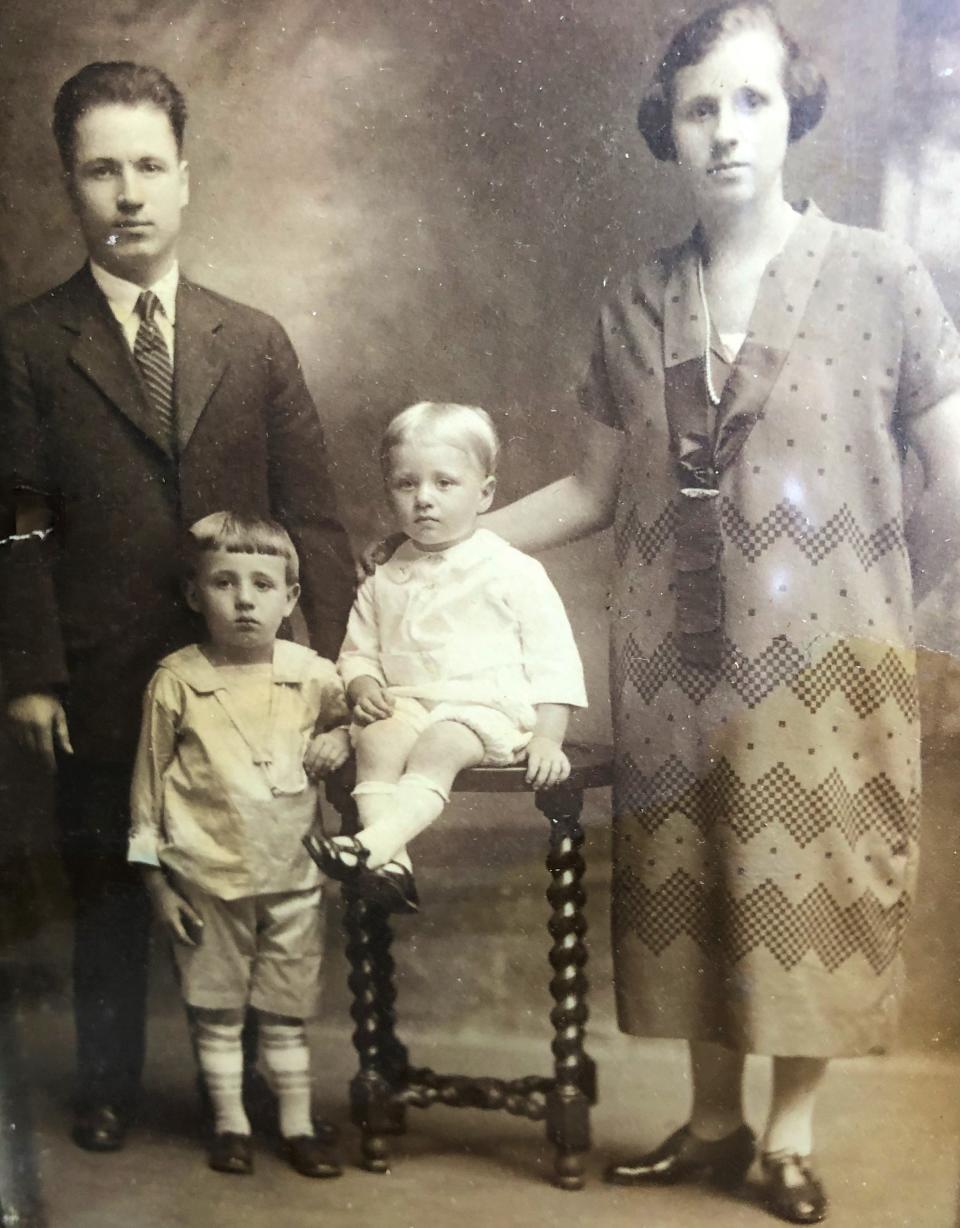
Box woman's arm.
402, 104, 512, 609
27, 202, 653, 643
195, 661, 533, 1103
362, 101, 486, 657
903, 392, 960, 602
483, 417, 623, 552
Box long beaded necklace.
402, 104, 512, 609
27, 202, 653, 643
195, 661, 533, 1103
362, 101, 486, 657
696, 255, 722, 407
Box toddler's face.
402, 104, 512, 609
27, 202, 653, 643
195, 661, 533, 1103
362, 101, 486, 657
386, 438, 494, 551
186, 549, 299, 663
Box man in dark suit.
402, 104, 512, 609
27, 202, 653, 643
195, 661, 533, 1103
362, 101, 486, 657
0, 62, 354, 1152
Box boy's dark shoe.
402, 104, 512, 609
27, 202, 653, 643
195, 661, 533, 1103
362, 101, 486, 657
209, 1132, 253, 1175
72, 1105, 127, 1152
284, 1134, 343, 1178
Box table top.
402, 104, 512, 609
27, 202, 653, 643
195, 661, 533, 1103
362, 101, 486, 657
452, 742, 613, 794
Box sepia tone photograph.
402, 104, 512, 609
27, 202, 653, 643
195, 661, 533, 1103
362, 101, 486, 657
1, 0, 959, 1224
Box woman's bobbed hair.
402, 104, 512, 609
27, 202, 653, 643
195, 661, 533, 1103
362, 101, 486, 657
637, 0, 827, 162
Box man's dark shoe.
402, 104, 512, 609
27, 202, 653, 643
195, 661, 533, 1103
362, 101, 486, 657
209, 1132, 253, 1175
72, 1105, 127, 1152
284, 1134, 343, 1179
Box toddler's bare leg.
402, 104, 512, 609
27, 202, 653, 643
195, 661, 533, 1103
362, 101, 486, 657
354, 717, 420, 784
357, 722, 484, 868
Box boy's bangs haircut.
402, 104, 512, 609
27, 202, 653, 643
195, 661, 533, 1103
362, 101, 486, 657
381, 402, 500, 478
184, 511, 300, 585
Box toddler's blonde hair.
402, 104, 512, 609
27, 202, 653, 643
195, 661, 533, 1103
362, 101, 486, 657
380, 401, 499, 478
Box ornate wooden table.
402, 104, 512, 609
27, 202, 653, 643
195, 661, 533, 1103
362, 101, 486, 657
324, 743, 613, 1190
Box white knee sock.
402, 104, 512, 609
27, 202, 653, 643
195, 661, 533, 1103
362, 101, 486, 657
352, 781, 412, 872
194, 1016, 250, 1136
355, 773, 449, 869
259, 1020, 314, 1139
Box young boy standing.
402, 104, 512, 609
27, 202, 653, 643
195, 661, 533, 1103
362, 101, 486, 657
128, 512, 350, 1177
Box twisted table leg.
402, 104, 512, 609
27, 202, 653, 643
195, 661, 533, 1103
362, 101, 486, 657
536, 783, 595, 1191
344, 893, 407, 1173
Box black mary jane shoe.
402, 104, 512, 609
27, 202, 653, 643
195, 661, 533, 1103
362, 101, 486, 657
302, 832, 370, 883
355, 861, 420, 914
760, 1151, 828, 1224
605, 1123, 755, 1189
284, 1134, 343, 1179
72, 1104, 127, 1152
209, 1132, 253, 1175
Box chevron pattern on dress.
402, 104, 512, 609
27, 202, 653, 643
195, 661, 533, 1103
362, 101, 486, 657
614, 500, 678, 566
720, 498, 906, 568
616, 753, 922, 848
613, 865, 910, 973
614, 632, 918, 719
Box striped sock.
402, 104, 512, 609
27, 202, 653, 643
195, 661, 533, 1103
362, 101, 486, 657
194, 1016, 250, 1136
260, 1020, 314, 1139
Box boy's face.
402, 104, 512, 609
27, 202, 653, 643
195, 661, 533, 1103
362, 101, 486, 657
186, 549, 299, 664
386, 437, 495, 552
67, 101, 189, 287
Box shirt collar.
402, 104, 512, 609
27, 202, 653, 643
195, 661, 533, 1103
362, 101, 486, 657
390, 527, 499, 573
162, 641, 311, 693
90, 260, 180, 327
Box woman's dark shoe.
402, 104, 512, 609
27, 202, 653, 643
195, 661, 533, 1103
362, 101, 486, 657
302, 832, 370, 883
209, 1132, 253, 1175
284, 1134, 343, 1179
605, 1123, 755, 1188
357, 861, 420, 914
760, 1151, 827, 1223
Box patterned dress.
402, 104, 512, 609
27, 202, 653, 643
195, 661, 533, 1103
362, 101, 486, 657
580, 203, 960, 1055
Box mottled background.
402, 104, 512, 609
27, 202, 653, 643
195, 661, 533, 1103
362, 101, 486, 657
2, 1, 960, 1223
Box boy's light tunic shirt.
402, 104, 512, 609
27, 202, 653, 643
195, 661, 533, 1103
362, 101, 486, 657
129, 640, 347, 900
339, 528, 587, 721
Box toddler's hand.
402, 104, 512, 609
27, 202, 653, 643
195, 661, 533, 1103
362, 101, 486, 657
524, 736, 571, 790
143, 870, 203, 947
305, 728, 351, 777
350, 679, 395, 726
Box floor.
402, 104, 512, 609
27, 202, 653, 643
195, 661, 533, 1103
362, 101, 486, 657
4, 984, 960, 1228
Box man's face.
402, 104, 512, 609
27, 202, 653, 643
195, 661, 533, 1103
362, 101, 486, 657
67, 102, 189, 285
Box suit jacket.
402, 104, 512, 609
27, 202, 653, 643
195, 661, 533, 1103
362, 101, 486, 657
0, 265, 354, 763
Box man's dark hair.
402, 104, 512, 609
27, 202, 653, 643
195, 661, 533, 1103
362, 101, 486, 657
53, 61, 187, 169
637, 1, 827, 162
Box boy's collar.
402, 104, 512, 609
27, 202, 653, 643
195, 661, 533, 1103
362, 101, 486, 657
390, 527, 500, 570
162, 641, 312, 693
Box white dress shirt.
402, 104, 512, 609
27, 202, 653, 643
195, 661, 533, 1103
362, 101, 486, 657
339, 529, 587, 719
90, 260, 179, 359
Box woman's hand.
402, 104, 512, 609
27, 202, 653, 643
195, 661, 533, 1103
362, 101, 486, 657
348, 676, 396, 725
524, 736, 571, 790
142, 867, 204, 947
356, 532, 406, 581
304, 728, 351, 777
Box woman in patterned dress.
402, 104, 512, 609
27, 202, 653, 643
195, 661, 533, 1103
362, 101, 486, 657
482, 2, 960, 1222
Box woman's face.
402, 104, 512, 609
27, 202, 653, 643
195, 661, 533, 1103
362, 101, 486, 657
670, 25, 791, 213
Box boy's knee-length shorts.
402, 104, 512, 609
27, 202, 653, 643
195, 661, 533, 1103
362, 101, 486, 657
169, 876, 323, 1017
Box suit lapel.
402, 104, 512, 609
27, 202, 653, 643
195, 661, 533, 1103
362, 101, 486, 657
63, 267, 176, 458
174, 279, 228, 452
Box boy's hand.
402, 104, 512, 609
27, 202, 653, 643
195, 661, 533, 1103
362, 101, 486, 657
304, 728, 351, 777
525, 736, 571, 790
142, 868, 204, 947
349, 677, 395, 726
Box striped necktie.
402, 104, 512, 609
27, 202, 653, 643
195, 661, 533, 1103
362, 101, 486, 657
133, 290, 175, 449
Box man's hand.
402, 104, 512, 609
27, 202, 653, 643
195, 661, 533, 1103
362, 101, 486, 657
142, 868, 204, 947
6, 693, 73, 772
356, 533, 406, 581
348, 676, 395, 726
524, 736, 571, 790
304, 728, 351, 778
